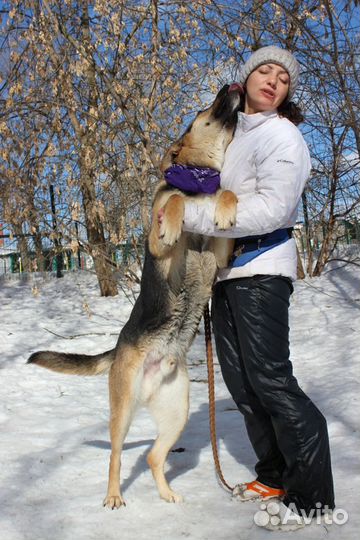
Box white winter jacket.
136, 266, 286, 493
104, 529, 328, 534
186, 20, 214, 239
183, 109, 311, 281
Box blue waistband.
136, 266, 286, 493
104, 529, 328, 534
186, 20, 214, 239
230, 228, 292, 268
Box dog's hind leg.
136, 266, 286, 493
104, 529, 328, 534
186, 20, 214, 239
147, 364, 189, 502
103, 349, 143, 509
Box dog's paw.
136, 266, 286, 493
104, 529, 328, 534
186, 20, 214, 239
103, 494, 126, 509
214, 190, 237, 230
160, 488, 184, 503
215, 211, 235, 230
159, 218, 183, 247
157, 194, 184, 247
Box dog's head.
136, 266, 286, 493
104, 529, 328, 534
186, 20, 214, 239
161, 85, 242, 172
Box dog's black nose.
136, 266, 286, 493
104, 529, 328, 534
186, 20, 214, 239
228, 83, 244, 94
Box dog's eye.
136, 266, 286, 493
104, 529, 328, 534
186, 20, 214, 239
205, 122, 210, 126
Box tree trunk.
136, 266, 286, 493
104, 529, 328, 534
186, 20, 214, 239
33, 229, 45, 272
296, 244, 305, 280
13, 223, 31, 272
312, 218, 336, 277
28, 196, 45, 272
302, 191, 314, 276
80, 159, 118, 296
78, 1, 117, 297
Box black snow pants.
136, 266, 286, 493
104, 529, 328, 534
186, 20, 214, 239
211, 275, 335, 514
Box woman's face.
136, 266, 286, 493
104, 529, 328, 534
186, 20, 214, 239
244, 63, 290, 114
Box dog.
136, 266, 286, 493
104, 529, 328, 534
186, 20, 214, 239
28, 84, 241, 508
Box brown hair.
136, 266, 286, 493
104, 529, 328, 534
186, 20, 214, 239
238, 92, 304, 125
277, 99, 304, 125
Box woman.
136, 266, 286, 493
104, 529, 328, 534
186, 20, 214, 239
183, 46, 335, 530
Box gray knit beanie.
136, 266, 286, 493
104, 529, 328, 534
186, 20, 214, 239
239, 46, 300, 99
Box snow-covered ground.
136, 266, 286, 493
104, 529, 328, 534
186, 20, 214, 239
0, 264, 359, 540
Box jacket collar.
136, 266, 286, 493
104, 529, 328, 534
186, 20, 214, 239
237, 110, 278, 133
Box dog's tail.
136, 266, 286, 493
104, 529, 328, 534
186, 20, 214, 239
27, 348, 116, 375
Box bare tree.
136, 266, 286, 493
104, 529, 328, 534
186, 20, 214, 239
1, 0, 359, 289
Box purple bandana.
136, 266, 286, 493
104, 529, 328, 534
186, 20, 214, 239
164, 164, 221, 194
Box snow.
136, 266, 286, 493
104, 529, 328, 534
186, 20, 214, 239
0, 265, 359, 540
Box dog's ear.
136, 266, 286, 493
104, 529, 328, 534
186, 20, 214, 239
160, 140, 183, 172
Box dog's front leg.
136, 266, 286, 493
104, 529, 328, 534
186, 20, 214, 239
212, 190, 237, 268
159, 194, 185, 246
149, 192, 185, 258
214, 190, 237, 230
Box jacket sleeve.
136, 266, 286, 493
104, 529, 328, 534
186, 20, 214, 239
183, 129, 311, 238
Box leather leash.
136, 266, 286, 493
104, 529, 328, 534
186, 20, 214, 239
203, 302, 234, 492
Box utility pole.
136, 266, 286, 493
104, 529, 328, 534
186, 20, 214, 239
49, 185, 63, 278
74, 221, 82, 269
